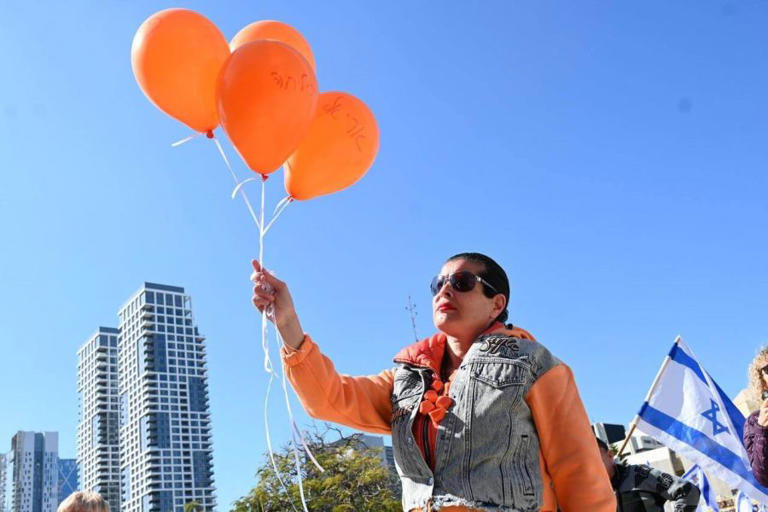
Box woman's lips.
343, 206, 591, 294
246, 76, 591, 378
437, 303, 456, 312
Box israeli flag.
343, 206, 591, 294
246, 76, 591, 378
635, 337, 768, 504
681, 464, 719, 511
735, 491, 753, 512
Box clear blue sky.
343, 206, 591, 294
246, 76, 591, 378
1, 0, 767, 508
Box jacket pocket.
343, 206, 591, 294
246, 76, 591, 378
515, 434, 535, 497
469, 357, 528, 389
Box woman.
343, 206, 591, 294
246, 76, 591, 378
744, 347, 768, 487
57, 491, 110, 512
251, 252, 615, 512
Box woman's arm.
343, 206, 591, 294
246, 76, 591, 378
526, 364, 616, 512
744, 409, 768, 487
251, 259, 395, 434
282, 336, 395, 434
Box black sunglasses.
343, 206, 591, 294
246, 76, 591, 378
430, 271, 499, 296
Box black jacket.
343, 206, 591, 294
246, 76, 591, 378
610, 463, 701, 512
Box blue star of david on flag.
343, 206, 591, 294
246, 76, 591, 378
701, 399, 729, 435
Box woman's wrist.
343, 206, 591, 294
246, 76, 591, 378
278, 313, 304, 349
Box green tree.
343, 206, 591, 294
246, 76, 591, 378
232, 426, 401, 512
184, 501, 202, 512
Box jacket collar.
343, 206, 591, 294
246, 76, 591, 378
393, 322, 535, 372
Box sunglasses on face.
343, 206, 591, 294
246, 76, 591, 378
760, 365, 768, 376
430, 270, 499, 296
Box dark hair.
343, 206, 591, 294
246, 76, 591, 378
596, 437, 609, 452
446, 252, 510, 324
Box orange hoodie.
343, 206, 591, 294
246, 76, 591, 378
281, 328, 615, 512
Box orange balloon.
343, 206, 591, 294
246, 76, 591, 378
131, 9, 230, 133
285, 92, 379, 200
230, 20, 316, 72
217, 40, 318, 175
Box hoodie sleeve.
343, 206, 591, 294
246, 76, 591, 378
525, 363, 616, 512
744, 410, 768, 486
281, 335, 395, 434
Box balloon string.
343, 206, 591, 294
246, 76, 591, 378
262, 197, 294, 236
255, 176, 303, 510
170, 132, 203, 147
212, 136, 262, 231
231, 177, 259, 199
258, 178, 273, 375
263, 370, 300, 512
277, 329, 325, 473
277, 334, 317, 512
207, 139, 306, 506
209, 138, 293, 507
291, 429, 310, 512
273, 194, 292, 216
292, 420, 324, 471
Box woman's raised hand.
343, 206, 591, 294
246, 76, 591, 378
250, 259, 305, 349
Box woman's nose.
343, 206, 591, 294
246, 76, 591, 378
436, 280, 453, 298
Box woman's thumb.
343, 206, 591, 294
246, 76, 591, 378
252, 259, 282, 289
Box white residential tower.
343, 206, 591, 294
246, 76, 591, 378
118, 283, 215, 512
10, 432, 58, 512
77, 328, 120, 511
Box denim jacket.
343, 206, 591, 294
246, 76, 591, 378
281, 330, 616, 512
390, 332, 559, 511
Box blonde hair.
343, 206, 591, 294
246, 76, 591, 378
57, 491, 110, 512
748, 346, 768, 402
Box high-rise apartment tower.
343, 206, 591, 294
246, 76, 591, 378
77, 328, 120, 511
10, 432, 58, 512
117, 283, 215, 512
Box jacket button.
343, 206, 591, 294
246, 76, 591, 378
428, 477, 434, 485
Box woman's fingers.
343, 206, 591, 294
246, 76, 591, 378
253, 284, 274, 296
251, 259, 285, 290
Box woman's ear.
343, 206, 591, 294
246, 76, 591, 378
492, 294, 507, 319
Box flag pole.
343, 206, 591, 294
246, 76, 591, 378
616, 336, 681, 458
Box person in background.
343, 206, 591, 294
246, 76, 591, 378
251, 252, 615, 512
597, 438, 701, 512
57, 491, 110, 512
743, 346, 768, 487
